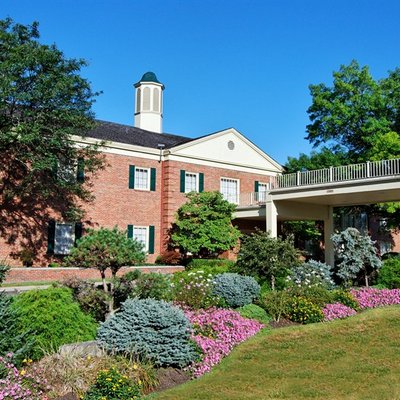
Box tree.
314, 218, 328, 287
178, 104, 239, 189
0, 18, 105, 261
170, 191, 241, 258
64, 227, 146, 292
331, 228, 381, 287
306, 60, 400, 163
235, 230, 300, 290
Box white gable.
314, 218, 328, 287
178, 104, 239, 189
169, 128, 283, 174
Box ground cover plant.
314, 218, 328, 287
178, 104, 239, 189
350, 287, 400, 309
147, 307, 400, 400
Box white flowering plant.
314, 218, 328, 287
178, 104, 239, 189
287, 260, 335, 289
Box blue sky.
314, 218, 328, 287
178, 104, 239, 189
2, 0, 400, 164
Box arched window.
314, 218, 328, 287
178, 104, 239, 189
143, 87, 150, 111
153, 88, 160, 112
136, 88, 141, 113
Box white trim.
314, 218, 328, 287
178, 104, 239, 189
184, 171, 199, 193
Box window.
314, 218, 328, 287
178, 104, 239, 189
257, 182, 270, 202
220, 178, 239, 204
129, 165, 156, 191
56, 158, 84, 183
180, 170, 204, 193
135, 167, 150, 190
127, 225, 155, 254
48, 221, 82, 255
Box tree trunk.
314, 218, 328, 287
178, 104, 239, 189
365, 272, 369, 288
271, 274, 275, 291
101, 271, 107, 292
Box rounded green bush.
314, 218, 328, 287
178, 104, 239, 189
97, 298, 196, 367
331, 289, 360, 311
212, 273, 260, 308
11, 287, 97, 360
236, 303, 271, 324
377, 258, 400, 289
286, 296, 324, 324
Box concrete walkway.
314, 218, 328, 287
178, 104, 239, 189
1, 285, 50, 295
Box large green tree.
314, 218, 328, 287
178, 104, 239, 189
306, 60, 400, 163
0, 18, 105, 259
170, 191, 241, 258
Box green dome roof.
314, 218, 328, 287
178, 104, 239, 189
139, 71, 161, 84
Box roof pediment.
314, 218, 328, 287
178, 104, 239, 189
169, 128, 283, 173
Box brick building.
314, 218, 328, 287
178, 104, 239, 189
1, 72, 283, 267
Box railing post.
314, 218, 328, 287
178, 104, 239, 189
329, 166, 333, 182
366, 161, 370, 178
296, 171, 301, 186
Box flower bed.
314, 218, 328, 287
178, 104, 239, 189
351, 288, 400, 309
322, 303, 357, 321
183, 308, 264, 377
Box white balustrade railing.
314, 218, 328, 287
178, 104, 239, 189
272, 158, 400, 189
237, 158, 400, 208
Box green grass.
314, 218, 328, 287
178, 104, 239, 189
148, 306, 400, 400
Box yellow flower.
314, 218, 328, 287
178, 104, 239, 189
106, 377, 112, 381
20, 369, 26, 376
133, 363, 138, 370
86, 355, 92, 361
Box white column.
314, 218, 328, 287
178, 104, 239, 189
266, 196, 278, 237
324, 205, 335, 266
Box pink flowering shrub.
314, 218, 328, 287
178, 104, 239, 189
322, 303, 357, 321
184, 308, 264, 377
351, 288, 400, 309
0, 354, 49, 400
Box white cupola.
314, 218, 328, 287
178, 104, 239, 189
134, 72, 164, 133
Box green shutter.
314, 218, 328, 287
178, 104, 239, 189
129, 165, 135, 189
180, 170, 186, 193
127, 224, 134, 239
74, 222, 83, 245
148, 225, 155, 254
47, 220, 56, 254
150, 168, 156, 191
76, 158, 85, 183
254, 181, 259, 193
199, 173, 204, 192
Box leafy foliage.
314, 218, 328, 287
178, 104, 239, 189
331, 289, 360, 311
0, 260, 10, 285
0, 18, 105, 253
64, 227, 146, 290
97, 298, 196, 367
0, 292, 32, 365
170, 191, 240, 258
212, 273, 260, 307
289, 260, 334, 289
155, 250, 182, 265
235, 229, 300, 289
377, 258, 400, 289
113, 270, 142, 308
11, 287, 97, 359
289, 285, 334, 308
259, 290, 291, 322
332, 228, 381, 287
83, 366, 142, 400
286, 296, 324, 324
186, 258, 235, 271
235, 304, 271, 324
133, 272, 173, 301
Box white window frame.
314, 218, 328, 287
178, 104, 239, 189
132, 226, 149, 252
257, 182, 270, 202
57, 159, 77, 183
134, 167, 151, 191
54, 222, 75, 255
220, 177, 240, 204
184, 172, 199, 193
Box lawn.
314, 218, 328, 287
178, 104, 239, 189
148, 306, 400, 400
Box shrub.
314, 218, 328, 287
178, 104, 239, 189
212, 273, 260, 307
289, 286, 334, 308
184, 308, 264, 377
286, 296, 324, 324
97, 298, 196, 367
113, 270, 142, 308
259, 290, 291, 322
172, 270, 221, 309
331, 289, 360, 311
236, 304, 271, 324
288, 260, 334, 289
61, 277, 110, 321
83, 366, 142, 400
155, 250, 182, 265
133, 272, 172, 301
322, 303, 357, 321
186, 258, 235, 271
377, 258, 400, 289
350, 288, 400, 309
0, 293, 32, 365
0, 354, 49, 400
11, 287, 98, 360
0, 260, 10, 285
235, 229, 299, 290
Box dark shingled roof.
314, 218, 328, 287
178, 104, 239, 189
87, 120, 194, 149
